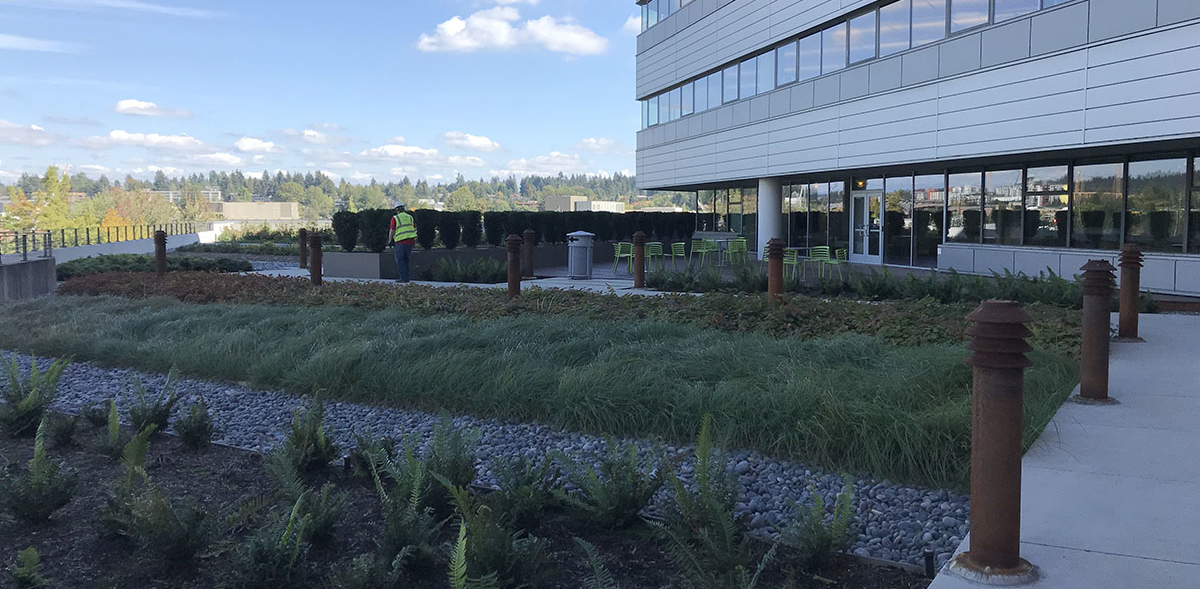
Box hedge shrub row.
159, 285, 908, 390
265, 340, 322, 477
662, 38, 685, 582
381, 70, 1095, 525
56, 254, 252, 280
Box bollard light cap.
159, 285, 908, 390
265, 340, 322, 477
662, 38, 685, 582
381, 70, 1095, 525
965, 300, 1034, 369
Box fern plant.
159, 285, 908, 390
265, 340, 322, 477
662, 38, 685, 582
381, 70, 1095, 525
780, 480, 856, 572
574, 538, 618, 589
265, 450, 346, 545
0, 417, 77, 522
449, 523, 499, 589
554, 441, 663, 529
1, 356, 69, 437
175, 397, 215, 450
82, 400, 111, 428
230, 495, 312, 589
345, 427, 396, 478
491, 456, 562, 531
101, 399, 124, 458
278, 399, 340, 472
7, 547, 49, 588
47, 413, 79, 447
99, 425, 158, 536
127, 371, 182, 435
445, 483, 551, 588
125, 485, 212, 564
367, 444, 444, 574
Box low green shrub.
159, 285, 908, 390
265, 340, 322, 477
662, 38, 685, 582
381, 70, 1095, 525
345, 428, 396, 479
127, 370, 181, 436
175, 398, 215, 450
176, 243, 302, 256
125, 486, 213, 565
1, 356, 69, 438
230, 496, 311, 589
216, 225, 333, 244
574, 538, 618, 589
332, 211, 361, 252
360, 443, 444, 581
780, 481, 856, 572
0, 419, 78, 522
445, 483, 551, 588
276, 399, 340, 473
7, 547, 49, 588
57, 254, 252, 280
417, 258, 507, 284
554, 442, 663, 530
265, 451, 346, 545
83, 400, 111, 428
47, 413, 79, 447
491, 456, 562, 532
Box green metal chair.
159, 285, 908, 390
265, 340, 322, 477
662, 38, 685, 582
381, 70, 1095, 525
805, 246, 832, 279
646, 242, 665, 271
689, 238, 718, 267
826, 248, 848, 281
613, 241, 633, 273
665, 242, 687, 270
783, 249, 800, 279
722, 238, 749, 265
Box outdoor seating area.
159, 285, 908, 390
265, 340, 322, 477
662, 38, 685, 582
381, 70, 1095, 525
609, 232, 850, 281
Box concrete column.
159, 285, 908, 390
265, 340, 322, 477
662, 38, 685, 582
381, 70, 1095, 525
756, 177, 783, 261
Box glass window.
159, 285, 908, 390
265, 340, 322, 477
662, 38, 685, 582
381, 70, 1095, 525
659, 92, 670, 123
757, 50, 775, 94
885, 175, 914, 266
1027, 165, 1069, 192
828, 181, 850, 255
1024, 167, 1068, 248
912, 0, 947, 46
681, 82, 694, 116
1042, 0, 1073, 6
669, 0, 680, 14
786, 184, 810, 248
798, 34, 821, 80
808, 183, 829, 249
879, 0, 911, 57
708, 71, 722, 108
947, 172, 982, 243
1072, 163, 1123, 250
740, 57, 758, 99
648, 95, 659, 126
822, 22, 848, 74
950, 0, 989, 32
984, 170, 1023, 245
777, 41, 798, 86
648, 0, 659, 27
849, 10, 878, 64
994, 0, 1039, 22
914, 174, 945, 267
1190, 158, 1199, 254
723, 64, 739, 103
1127, 158, 1187, 252
662, 0, 673, 18
641, 2, 649, 32
694, 76, 709, 112
641, 100, 649, 129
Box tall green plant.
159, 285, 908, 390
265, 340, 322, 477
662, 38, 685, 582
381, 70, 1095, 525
127, 370, 181, 436
0, 418, 77, 522
438, 211, 462, 250
358, 208, 394, 253
554, 442, 663, 529
332, 211, 361, 252
412, 209, 440, 251
1, 357, 69, 437
780, 480, 856, 572
461, 211, 483, 248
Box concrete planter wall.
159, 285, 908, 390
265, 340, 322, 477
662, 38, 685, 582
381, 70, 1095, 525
1, 258, 57, 302
324, 244, 619, 280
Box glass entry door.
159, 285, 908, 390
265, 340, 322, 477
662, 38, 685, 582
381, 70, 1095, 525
850, 178, 883, 264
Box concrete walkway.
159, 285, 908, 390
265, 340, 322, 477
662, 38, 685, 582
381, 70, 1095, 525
931, 312, 1200, 588
249, 268, 660, 296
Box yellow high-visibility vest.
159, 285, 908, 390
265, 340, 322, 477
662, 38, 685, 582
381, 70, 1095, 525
392, 212, 417, 242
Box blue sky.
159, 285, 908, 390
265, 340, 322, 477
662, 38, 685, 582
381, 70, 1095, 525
0, 0, 642, 185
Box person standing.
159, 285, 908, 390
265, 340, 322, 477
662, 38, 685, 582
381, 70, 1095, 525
390, 203, 417, 282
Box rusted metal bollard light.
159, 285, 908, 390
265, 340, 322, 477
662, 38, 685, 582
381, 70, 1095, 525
522, 228, 536, 279
298, 228, 309, 269
506, 234, 522, 299
767, 238, 784, 305
633, 231, 647, 288
1074, 260, 1117, 404
153, 230, 167, 277
1117, 243, 1144, 342
308, 234, 323, 286
947, 300, 1038, 585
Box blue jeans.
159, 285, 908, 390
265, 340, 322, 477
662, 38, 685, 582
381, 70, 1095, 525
393, 243, 412, 282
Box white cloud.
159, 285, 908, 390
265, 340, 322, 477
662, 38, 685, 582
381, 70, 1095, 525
114, 99, 191, 118
443, 131, 500, 152
0, 169, 18, 182
252, 155, 265, 163
192, 152, 243, 166
312, 122, 342, 131
350, 172, 373, 182
426, 174, 444, 181
327, 161, 352, 169
495, 0, 539, 4
317, 170, 342, 181
0, 33, 81, 53
77, 129, 204, 151
3, 0, 217, 18
387, 135, 407, 144
359, 144, 439, 160
234, 136, 277, 153
389, 167, 414, 177
446, 155, 487, 167
622, 15, 641, 35
579, 137, 616, 151
78, 164, 110, 174
130, 165, 183, 176
0, 119, 58, 146
495, 151, 587, 176
42, 115, 101, 126
417, 7, 608, 56
302, 129, 326, 144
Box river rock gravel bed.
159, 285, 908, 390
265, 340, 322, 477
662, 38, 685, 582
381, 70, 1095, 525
2, 350, 969, 568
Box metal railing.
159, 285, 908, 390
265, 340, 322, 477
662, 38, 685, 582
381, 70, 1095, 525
0, 223, 197, 264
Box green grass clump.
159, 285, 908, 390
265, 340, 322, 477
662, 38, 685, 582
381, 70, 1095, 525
417, 258, 508, 284
0, 296, 1078, 488
56, 253, 252, 280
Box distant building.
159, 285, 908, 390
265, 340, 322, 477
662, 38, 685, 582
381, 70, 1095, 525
150, 187, 223, 204
639, 206, 684, 213
416, 198, 444, 211
577, 200, 626, 214
209, 201, 300, 221
544, 195, 588, 212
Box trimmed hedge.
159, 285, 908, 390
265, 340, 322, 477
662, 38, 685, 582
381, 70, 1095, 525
332, 209, 697, 252
331, 211, 360, 252
56, 254, 251, 280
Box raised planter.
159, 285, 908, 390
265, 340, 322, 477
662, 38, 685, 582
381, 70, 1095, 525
324, 244, 618, 280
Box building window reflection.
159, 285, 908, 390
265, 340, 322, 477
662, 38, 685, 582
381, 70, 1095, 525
1127, 158, 1187, 253
1072, 163, 1123, 250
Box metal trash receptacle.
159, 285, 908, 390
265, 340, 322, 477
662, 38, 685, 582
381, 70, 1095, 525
567, 231, 595, 280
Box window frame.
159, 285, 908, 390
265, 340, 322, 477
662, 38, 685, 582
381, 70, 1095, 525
848, 8, 880, 65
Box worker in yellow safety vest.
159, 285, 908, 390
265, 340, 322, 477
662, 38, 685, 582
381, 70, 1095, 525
390, 203, 417, 282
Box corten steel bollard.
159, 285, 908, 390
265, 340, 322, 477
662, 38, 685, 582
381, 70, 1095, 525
298, 228, 309, 269
153, 230, 167, 277
947, 300, 1038, 585
308, 234, 323, 286
767, 238, 784, 305
506, 234, 522, 299
1075, 260, 1118, 404
522, 228, 536, 279
1117, 243, 1144, 342
633, 231, 647, 288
